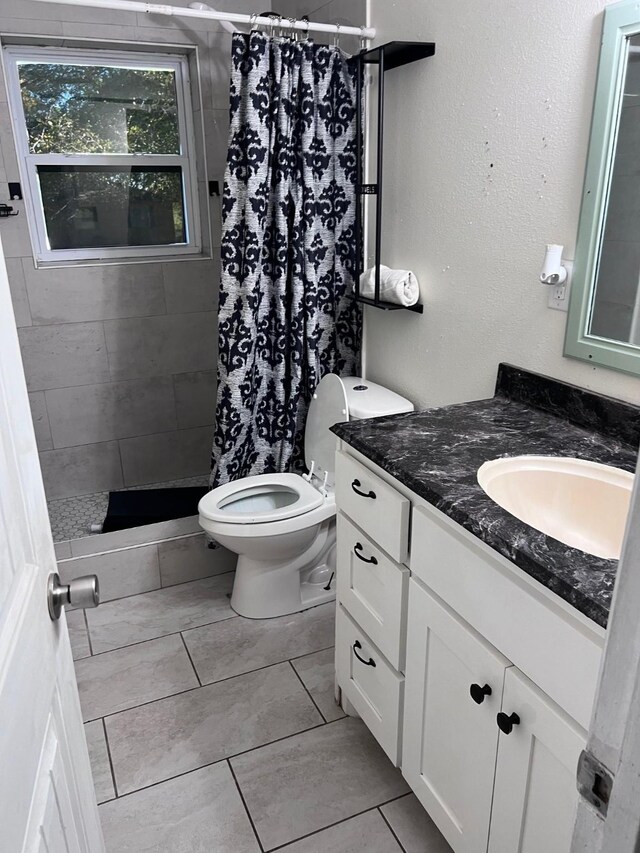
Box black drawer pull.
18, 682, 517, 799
353, 542, 378, 564
351, 479, 376, 499
470, 683, 492, 704
497, 712, 520, 735
353, 640, 376, 667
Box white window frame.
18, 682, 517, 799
3, 44, 201, 264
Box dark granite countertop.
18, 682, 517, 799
332, 365, 640, 629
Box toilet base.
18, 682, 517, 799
230, 519, 336, 619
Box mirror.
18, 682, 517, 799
565, 0, 640, 375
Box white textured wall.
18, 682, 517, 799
364, 0, 640, 408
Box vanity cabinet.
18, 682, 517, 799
334, 447, 605, 853
403, 580, 585, 853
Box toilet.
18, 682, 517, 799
198, 375, 413, 618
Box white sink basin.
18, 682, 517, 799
477, 456, 634, 560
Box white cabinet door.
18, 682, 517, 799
488, 667, 585, 853
402, 579, 510, 853
0, 236, 104, 852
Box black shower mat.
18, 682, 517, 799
102, 486, 209, 533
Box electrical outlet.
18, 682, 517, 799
548, 260, 573, 312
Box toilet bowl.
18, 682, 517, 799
199, 375, 413, 618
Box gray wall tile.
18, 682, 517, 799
1, 0, 138, 26
5, 257, 31, 327
45, 377, 177, 449
24, 262, 166, 325
40, 441, 123, 499
0, 103, 20, 177
1, 201, 32, 257
59, 542, 161, 602
173, 370, 216, 428
0, 16, 63, 35
208, 31, 234, 110
205, 109, 230, 179
104, 312, 217, 381
69, 516, 201, 557
29, 391, 53, 450
162, 258, 217, 314
54, 540, 72, 560
18, 322, 111, 391
158, 533, 236, 586
119, 425, 212, 486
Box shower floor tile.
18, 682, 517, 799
73, 556, 452, 852
47, 473, 210, 542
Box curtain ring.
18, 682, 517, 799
276, 14, 284, 38
301, 15, 310, 40
333, 23, 341, 48
249, 12, 258, 32
287, 16, 297, 41
359, 25, 367, 51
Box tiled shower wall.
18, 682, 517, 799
0, 0, 270, 501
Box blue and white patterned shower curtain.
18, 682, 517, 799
210, 32, 362, 487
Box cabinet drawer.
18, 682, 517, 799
335, 451, 410, 563
411, 504, 603, 729
336, 605, 404, 765
337, 513, 409, 671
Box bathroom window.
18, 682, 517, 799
4, 45, 201, 263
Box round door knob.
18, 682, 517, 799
48, 572, 100, 621
496, 711, 521, 735
469, 683, 492, 704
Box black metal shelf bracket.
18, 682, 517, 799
354, 41, 435, 315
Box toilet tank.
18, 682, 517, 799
342, 377, 414, 420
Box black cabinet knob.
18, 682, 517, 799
496, 712, 521, 735
469, 683, 492, 704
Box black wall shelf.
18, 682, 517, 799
354, 41, 436, 315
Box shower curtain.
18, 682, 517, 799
210, 32, 362, 487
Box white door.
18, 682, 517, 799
402, 579, 510, 853
0, 236, 104, 853
489, 666, 585, 853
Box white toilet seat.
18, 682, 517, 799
199, 472, 324, 525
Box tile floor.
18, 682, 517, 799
48, 473, 210, 542
69, 572, 452, 852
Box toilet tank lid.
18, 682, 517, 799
342, 376, 414, 420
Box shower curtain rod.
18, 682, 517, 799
31, 0, 376, 39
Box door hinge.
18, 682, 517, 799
577, 749, 614, 819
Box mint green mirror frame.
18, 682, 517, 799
565, 0, 640, 376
